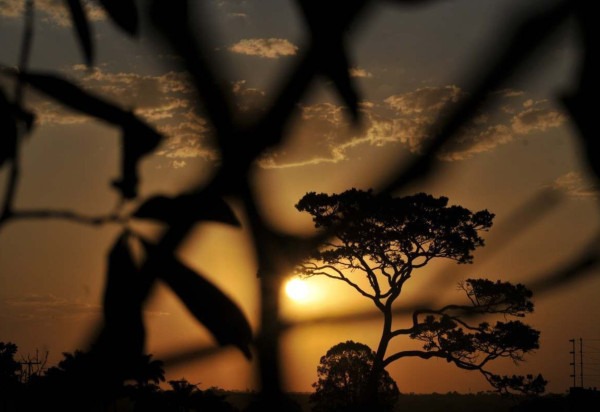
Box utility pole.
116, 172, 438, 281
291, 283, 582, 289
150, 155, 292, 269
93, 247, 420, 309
570, 338, 577, 388
18, 349, 46, 383
580, 338, 584, 389
18, 359, 41, 383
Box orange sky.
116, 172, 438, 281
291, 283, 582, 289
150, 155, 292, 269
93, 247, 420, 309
1, 0, 599, 395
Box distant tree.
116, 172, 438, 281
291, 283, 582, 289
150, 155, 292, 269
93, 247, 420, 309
128, 354, 165, 388
165, 380, 240, 412
310, 341, 399, 412
0, 342, 20, 386
295, 189, 545, 404
28, 350, 166, 411
0, 341, 22, 411
113, 353, 166, 412
243, 394, 301, 412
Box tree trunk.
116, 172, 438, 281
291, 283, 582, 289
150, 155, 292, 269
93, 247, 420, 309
359, 305, 393, 411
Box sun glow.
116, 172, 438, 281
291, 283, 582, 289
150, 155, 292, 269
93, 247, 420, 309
285, 278, 310, 303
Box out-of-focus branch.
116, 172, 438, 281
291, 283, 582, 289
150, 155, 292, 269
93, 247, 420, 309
0, 0, 34, 225
10, 209, 127, 226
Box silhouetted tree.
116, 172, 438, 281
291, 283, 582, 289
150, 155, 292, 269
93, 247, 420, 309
164, 380, 239, 412
37, 350, 124, 410
26, 349, 165, 412
243, 394, 301, 412
0, 341, 21, 411
128, 353, 166, 388
295, 189, 545, 404
310, 341, 399, 412
121, 353, 167, 411
0, 342, 20, 386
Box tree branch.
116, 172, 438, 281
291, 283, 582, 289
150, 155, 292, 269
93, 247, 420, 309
383, 349, 444, 366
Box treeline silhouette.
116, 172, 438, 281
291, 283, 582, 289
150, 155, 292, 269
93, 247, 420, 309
0, 339, 581, 412
0, 340, 245, 412
3, 340, 600, 412
0, 1, 598, 411
6, 339, 598, 412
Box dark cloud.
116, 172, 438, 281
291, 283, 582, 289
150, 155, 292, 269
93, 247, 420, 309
232, 80, 267, 113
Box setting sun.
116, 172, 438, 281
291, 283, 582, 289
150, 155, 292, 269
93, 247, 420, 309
285, 278, 310, 302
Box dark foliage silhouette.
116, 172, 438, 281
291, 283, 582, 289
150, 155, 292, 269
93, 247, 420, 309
310, 341, 399, 412
0, 0, 598, 410
0, 342, 20, 412
295, 189, 545, 401
127, 377, 238, 412
1, 345, 241, 412
0, 342, 20, 387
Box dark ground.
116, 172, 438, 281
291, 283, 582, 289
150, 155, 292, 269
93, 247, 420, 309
221, 391, 580, 412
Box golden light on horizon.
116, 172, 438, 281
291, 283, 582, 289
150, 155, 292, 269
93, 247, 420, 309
285, 278, 311, 303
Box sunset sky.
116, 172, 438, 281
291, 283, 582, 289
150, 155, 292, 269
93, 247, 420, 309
1, 0, 599, 395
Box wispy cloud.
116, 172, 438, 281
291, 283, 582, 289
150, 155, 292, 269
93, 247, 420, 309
259, 85, 569, 168
228, 38, 298, 59
511, 100, 566, 134
384, 85, 464, 115
0, 0, 106, 26
0, 294, 100, 321
0, 293, 170, 321
27, 66, 219, 167
349, 67, 373, 78
21, 63, 569, 171
550, 172, 599, 198
231, 80, 267, 113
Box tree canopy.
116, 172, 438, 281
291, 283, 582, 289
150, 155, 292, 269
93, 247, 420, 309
296, 189, 494, 303
310, 341, 399, 412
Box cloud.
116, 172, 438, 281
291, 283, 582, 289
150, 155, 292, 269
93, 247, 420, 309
24, 66, 295, 168
27, 66, 219, 165
0, 294, 100, 321
33, 101, 89, 125
26, 65, 195, 126
155, 111, 220, 163
0, 0, 106, 26
511, 105, 566, 134
71, 65, 194, 112
382, 87, 567, 161
493, 88, 525, 98
349, 67, 373, 78
385, 85, 464, 115
256, 102, 352, 168
228, 38, 298, 59
231, 80, 267, 113
439, 124, 514, 161
227, 12, 248, 20
0, 293, 171, 321
22, 62, 569, 170
259, 85, 569, 168
550, 172, 599, 198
